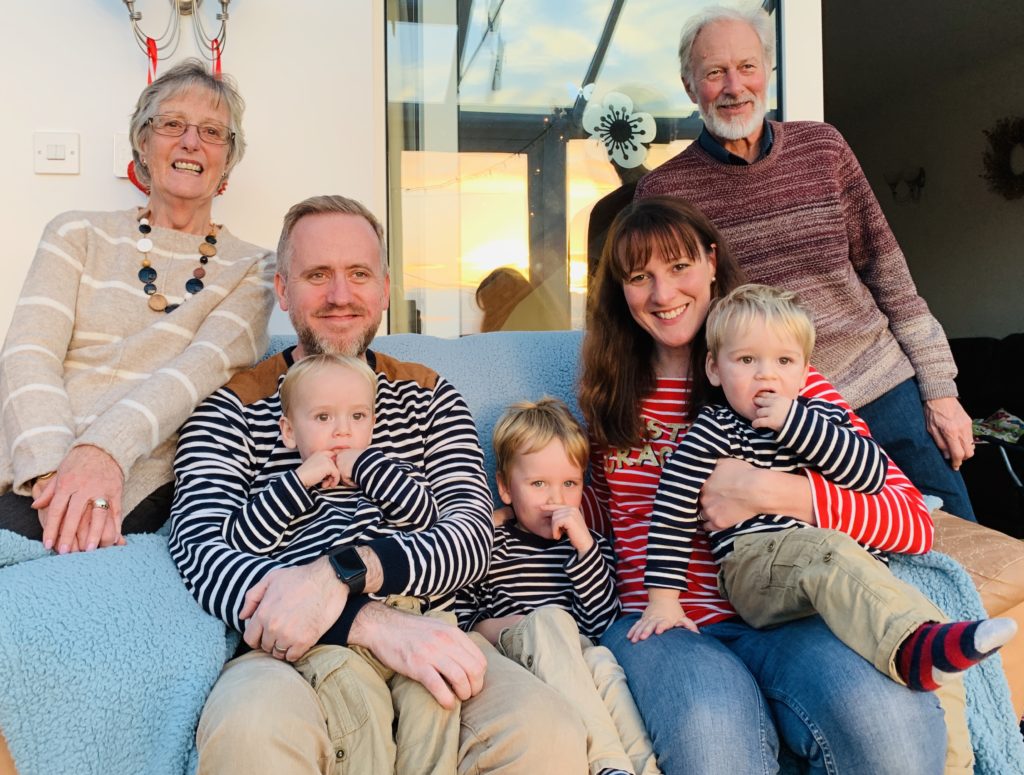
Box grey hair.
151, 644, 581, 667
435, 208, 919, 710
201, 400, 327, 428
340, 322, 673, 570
678, 4, 775, 92
129, 58, 246, 188
276, 195, 389, 278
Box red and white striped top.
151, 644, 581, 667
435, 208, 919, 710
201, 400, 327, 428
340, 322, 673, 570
584, 367, 932, 625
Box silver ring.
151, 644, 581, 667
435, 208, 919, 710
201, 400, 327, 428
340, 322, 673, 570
272, 644, 287, 655
92, 498, 110, 510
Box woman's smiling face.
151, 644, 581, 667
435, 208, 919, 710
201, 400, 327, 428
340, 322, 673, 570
140, 88, 231, 208
621, 242, 717, 375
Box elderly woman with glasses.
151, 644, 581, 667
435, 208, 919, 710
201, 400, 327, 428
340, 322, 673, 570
0, 58, 274, 554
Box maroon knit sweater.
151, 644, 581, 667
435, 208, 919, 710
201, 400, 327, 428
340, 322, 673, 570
635, 120, 957, 409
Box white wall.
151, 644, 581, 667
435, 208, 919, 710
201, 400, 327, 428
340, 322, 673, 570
828, 43, 1024, 339
780, 1, 824, 121
0, 0, 385, 338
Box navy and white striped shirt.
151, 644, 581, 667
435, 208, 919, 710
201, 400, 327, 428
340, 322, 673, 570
646, 397, 889, 590
222, 449, 438, 563
169, 347, 493, 634
455, 522, 620, 641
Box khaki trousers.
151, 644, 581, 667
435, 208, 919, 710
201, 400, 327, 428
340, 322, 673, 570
499, 606, 661, 775
719, 527, 973, 774
197, 599, 589, 775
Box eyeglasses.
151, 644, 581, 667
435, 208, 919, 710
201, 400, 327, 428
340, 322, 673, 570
148, 115, 234, 145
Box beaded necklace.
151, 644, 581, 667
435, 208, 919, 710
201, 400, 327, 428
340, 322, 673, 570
136, 209, 219, 313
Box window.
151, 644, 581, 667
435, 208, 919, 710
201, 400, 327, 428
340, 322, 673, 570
386, 0, 780, 335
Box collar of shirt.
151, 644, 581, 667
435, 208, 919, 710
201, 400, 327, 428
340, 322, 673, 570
697, 120, 774, 165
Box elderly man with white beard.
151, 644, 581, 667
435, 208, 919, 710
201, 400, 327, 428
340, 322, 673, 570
635, 4, 977, 526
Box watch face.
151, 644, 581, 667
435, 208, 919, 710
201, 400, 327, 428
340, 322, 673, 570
332, 548, 365, 577
330, 548, 367, 595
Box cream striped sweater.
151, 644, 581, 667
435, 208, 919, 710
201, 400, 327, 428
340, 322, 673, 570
0, 208, 275, 512
636, 121, 957, 409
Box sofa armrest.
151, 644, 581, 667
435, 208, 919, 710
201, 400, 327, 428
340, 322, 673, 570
931, 510, 1024, 719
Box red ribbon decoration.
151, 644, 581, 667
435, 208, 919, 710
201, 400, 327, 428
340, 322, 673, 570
146, 37, 158, 84
127, 160, 151, 195
212, 40, 222, 76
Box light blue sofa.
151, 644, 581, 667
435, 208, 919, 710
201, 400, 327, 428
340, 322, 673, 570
0, 331, 1021, 775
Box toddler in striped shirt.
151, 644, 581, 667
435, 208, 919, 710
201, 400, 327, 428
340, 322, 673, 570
456, 397, 659, 775
224, 353, 458, 775
634, 284, 1016, 696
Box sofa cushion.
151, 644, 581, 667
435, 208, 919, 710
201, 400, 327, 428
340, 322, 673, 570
932, 511, 1024, 614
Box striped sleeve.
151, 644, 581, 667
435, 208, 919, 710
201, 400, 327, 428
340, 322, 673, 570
353, 449, 439, 531
363, 377, 493, 604
567, 533, 620, 639
168, 388, 288, 631
776, 398, 888, 493
76, 253, 275, 477
0, 214, 84, 489
644, 410, 724, 590
454, 528, 619, 640
801, 369, 933, 554
221, 468, 313, 555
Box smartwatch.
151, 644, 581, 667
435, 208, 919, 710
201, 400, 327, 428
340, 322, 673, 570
328, 546, 367, 597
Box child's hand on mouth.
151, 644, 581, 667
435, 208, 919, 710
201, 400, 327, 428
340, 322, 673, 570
751, 389, 792, 431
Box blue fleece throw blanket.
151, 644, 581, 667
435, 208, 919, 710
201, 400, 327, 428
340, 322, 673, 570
888, 550, 1024, 774
2, 332, 1021, 774
0, 530, 237, 775
3, 534, 1019, 775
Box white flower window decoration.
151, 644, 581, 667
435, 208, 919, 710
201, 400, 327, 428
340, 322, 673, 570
582, 91, 656, 169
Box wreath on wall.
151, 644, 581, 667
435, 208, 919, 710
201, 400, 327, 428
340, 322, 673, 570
981, 116, 1024, 200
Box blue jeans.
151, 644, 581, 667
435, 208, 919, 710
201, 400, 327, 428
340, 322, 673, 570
602, 614, 946, 775
856, 378, 976, 521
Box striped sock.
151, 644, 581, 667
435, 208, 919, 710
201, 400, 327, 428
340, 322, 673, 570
896, 618, 1018, 691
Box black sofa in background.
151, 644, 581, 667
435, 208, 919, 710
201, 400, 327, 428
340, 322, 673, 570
950, 333, 1024, 537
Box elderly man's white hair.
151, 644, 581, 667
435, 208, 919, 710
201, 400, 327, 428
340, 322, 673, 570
677, 4, 775, 92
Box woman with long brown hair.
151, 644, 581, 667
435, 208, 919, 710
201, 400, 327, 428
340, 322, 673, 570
580, 196, 946, 774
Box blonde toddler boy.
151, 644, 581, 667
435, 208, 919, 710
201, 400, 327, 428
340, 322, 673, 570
224, 353, 456, 775
456, 397, 660, 775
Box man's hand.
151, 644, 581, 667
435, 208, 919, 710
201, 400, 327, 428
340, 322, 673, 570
924, 396, 976, 471
545, 504, 594, 557
348, 602, 487, 709
751, 392, 792, 432
627, 589, 699, 643
240, 558, 348, 662
701, 458, 815, 529
296, 451, 341, 489
699, 458, 762, 530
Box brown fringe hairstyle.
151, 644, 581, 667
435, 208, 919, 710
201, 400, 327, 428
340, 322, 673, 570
579, 196, 745, 448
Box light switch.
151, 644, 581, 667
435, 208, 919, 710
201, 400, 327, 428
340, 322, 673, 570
34, 132, 79, 174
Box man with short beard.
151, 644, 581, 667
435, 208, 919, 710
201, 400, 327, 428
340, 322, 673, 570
634, 5, 977, 525
168, 195, 588, 773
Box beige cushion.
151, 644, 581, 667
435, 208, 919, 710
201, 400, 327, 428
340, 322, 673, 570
932, 510, 1024, 615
